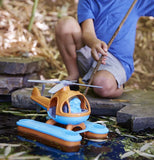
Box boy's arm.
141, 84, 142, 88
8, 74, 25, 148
81, 19, 108, 64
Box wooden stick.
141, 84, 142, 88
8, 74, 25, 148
28, 0, 39, 32
84, 0, 138, 95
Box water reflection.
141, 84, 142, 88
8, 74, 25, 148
17, 132, 126, 160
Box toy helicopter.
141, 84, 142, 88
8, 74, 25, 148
16, 79, 109, 152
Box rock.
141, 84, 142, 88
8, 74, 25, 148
11, 88, 36, 109
116, 90, 154, 132
11, 86, 51, 109
87, 95, 127, 116
0, 57, 44, 75
0, 57, 44, 95
0, 73, 39, 94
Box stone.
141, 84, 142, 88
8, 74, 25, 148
116, 90, 154, 132
0, 57, 44, 75
0, 73, 39, 94
11, 88, 36, 109
11, 86, 51, 109
87, 95, 127, 116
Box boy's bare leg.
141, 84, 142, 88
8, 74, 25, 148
55, 17, 123, 98
92, 70, 123, 98
55, 16, 83, 81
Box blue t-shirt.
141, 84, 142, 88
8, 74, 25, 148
77, 0, 154, 80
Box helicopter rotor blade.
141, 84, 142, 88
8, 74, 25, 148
28, 79, 102, 89
28, 79, 77, 84
48, 83, 65, 94
28, 79, 61, 84
70, 82, 102, 88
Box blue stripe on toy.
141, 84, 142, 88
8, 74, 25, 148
84, 121, 109, 134
48, 113, 89, 125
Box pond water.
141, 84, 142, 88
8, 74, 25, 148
0, 102, 153, 160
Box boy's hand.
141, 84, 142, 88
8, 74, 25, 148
81, 19, 108, 64
91, 38, 108, 64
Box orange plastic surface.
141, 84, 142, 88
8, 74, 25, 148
31, 86, 91, 117
18, 126, 81, 152
49, 86, 91, 117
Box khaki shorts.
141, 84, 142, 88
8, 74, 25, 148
76, 46, 127, 88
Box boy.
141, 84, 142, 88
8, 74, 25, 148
55, 0, 154, 98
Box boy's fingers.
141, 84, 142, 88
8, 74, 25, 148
91, 48, 99, 61
101, 42, 108, 52
97, 47, 108, 56
101, 57, 107, 64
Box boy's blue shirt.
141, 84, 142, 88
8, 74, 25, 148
77, 0, 154, 80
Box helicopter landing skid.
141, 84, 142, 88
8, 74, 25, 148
17, 119, 109, 152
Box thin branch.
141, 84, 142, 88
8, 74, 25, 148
0, 0, 3, 7
28, 0, 39, 32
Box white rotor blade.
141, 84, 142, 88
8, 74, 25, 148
71, 82, 102, 88
28, 79, 102, 89
48, 83, 65, 94
28, 79, 61, 84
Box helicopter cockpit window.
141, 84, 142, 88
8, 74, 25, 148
69, 97, 82, 113
62, 103, 69, 113
62, 96, 89, 114
48, 106, 56, 118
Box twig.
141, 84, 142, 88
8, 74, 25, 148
28, 0, 39, 32
0, 0, 3, 7
84, 0, 138, 95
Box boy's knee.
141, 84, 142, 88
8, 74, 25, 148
93, 83, 123, 98
55, 16, 78, 36
92, 74, 123, 98
93, 83, 113, 98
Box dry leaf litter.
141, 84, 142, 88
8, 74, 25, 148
0, 0, 153, 90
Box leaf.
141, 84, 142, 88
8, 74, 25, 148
84, 138, 107, 142
40, 156, 53, 160
8, 151, 26, 159
0, 143, 9, 147
8, 156, 41, 160
111, 99, 129, 102
123, 134, 138, 140
9, 144, 21, 147
4, 145, 11, 157
140, 143, 152, 152
94, 153, 102, 160
0, 143, 21, 148
115, 128, 121, 135
120, 151, 135, 159
94, 120, 107, 126
108, 117, 116, 121
135, 150, 154, 159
